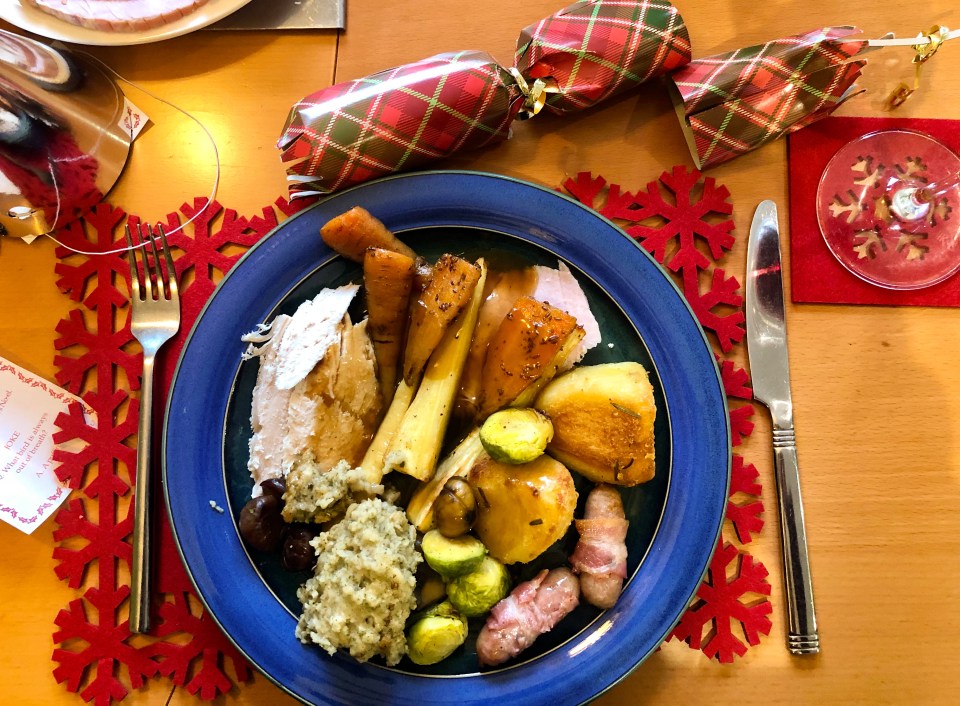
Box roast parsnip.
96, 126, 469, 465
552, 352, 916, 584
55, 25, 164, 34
384, 260, 487, 481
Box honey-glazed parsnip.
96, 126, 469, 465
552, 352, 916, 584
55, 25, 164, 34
384, 260, 487, 482
320, 206, 417, 262
508, 324, 584, 409
406, 428, 486, 531
363, 248, 416, 404
409, 257, 433, 300
454, 268, 539, 425
402, 254, 482, 387
358, 379, 415, 485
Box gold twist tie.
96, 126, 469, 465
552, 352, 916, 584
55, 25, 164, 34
886, 25, 950, 109
507, 67, 559, 120
913, 25, 949, 63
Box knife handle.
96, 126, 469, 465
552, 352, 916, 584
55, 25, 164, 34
772, 427, 820, 655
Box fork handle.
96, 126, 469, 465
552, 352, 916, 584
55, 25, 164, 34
773, 427, 820, 655
130, 352, 155, 634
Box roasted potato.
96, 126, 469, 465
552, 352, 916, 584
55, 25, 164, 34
468, 454, 577, 564
534, 362, 656, 486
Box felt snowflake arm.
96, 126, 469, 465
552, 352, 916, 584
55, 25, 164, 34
726, 455, 765, 543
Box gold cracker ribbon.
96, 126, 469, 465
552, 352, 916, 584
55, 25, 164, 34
507, 67, 560, 120
878, 25, 953, 109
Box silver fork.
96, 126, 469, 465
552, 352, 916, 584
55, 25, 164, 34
125, 222, 181, 634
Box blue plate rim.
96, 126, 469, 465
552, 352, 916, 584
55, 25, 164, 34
163, 169, 731, 706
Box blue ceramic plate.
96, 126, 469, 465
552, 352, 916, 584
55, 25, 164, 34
164, 170, 730, 705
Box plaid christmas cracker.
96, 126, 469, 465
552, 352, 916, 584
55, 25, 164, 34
279, 50, 519, 196
279, 0, 691, 196
669, 27, 870, 169
517, 0, 691, 113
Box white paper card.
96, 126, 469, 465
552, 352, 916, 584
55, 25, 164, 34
120, 97, 150, 141
0, 357, 87, 534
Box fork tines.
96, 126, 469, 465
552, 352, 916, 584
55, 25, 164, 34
125, 223, 177, 301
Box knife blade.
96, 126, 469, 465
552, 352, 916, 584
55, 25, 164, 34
745, 200, 820, 656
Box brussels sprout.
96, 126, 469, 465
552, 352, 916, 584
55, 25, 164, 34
421, 529, 486, 578
446, 555, 511, 617
434, 477, 478, 537
406, 601, 469, 665
479, 408, 554, 465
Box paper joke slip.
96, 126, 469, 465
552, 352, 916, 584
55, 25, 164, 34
0, 357, 88, 534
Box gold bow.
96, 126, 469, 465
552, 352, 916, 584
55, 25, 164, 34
886, 25, 951, 109
507, 68, 560, 120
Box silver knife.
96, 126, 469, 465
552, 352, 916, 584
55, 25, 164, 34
745, 200, 820, 655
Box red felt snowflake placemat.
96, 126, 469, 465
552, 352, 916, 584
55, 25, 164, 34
48, 196, 312, 704
560, 166, 772, 662
48, 167, 769, 705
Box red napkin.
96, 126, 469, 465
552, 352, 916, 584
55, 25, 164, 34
787, 115, 960, 306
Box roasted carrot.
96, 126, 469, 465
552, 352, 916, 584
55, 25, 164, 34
320, 206, 417, 262
477, 296, 584, 419
363, 248, 416, 403
402, 254, 482, 386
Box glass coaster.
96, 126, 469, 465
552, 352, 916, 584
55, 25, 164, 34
816, 129, 960, 290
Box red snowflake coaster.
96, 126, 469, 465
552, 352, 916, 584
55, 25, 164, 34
48, 197, 311, 705
564, 167, 743, 351
561, 167, 771, 661
669, 541, 773, 663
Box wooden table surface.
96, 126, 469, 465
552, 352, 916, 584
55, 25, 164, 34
2, 1, 959, 703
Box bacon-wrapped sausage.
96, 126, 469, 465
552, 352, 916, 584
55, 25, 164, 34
569, 484, 628, 609
475, 567, 579, 667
